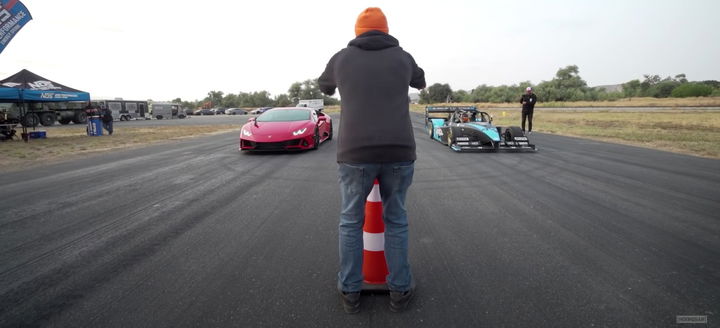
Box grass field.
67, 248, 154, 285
408, 96, 720, 109
0, 125, 240, 170
485, 109, 720, 159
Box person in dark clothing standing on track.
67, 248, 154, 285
319, 7, 425, 314
520, 86, 537, 134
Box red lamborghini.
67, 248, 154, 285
239, 107, 333, 151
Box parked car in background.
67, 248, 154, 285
250, 107, 273, 115
210, 108, 226, 115
196, 108, 214, 115
226, 108, 247, 115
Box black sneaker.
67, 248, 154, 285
389, 287, 415, 313
340, 291, 360, 314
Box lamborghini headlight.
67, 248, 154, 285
292, 128, 307, 136
242, 129, 252, 137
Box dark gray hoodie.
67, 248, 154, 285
319, 31, 426, 163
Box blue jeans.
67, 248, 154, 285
337, 161, 414, 293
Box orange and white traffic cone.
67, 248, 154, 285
362, 179, 389, 291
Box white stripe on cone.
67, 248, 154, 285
367, 183, 381, 202
363, 231, 384, 252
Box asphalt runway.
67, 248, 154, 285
0, 113, 718, 327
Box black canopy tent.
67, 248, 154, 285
0, 69, 90, 102
0, 69, 91, 140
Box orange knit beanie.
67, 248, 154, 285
355, 7, 389, 36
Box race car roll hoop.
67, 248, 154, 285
425, 106, 537, 152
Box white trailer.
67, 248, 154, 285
296, 99, 324, 111
93, 99, 149, 121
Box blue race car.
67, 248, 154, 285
425, 106, 537, 152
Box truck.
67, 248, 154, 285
91, 99, 149, 121
296, 99, 324, 111
0, 101, 90, 127
0, 99, 149, 127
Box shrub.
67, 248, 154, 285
671, 83, 714, 98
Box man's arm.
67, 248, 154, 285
318, 53, 339, 96
408, 54, 426, 90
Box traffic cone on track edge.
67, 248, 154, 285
362, 179, 389, 291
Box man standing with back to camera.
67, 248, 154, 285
319, 7, 426, 314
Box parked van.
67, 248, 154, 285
151, 102, 183, 119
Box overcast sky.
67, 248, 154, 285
1, 0, 718, 102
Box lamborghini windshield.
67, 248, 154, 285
257, 109, 310, 122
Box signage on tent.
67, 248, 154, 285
28, 80, 61, 90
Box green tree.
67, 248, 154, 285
655, 79, 680, 98
535, 65, 589, 101
420, 83, 453, 103
222, 93, 240, 107
674, 73, 688, 83
469, 85, 493, 102
288, 82, 302, 101
274, 94, 293, 107
249, 91, 273, 107
452, 90, 469, 103
300, 79, 323, 100
323, 95, 340, 106
671, 83, 714, 97
206, 91, 224, 108
700, 80, 720, 89
622, 80, 641, 98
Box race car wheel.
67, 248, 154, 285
503, 128, 512, 142
506, 126, 525, 139
312, 128, 320, 150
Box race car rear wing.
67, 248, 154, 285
425, 106, 478, 113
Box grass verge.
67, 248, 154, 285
0, 125, 240, 171
409, 97, 720, 109
481, 109, 720, 159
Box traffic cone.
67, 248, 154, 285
362, 179, 389, 289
